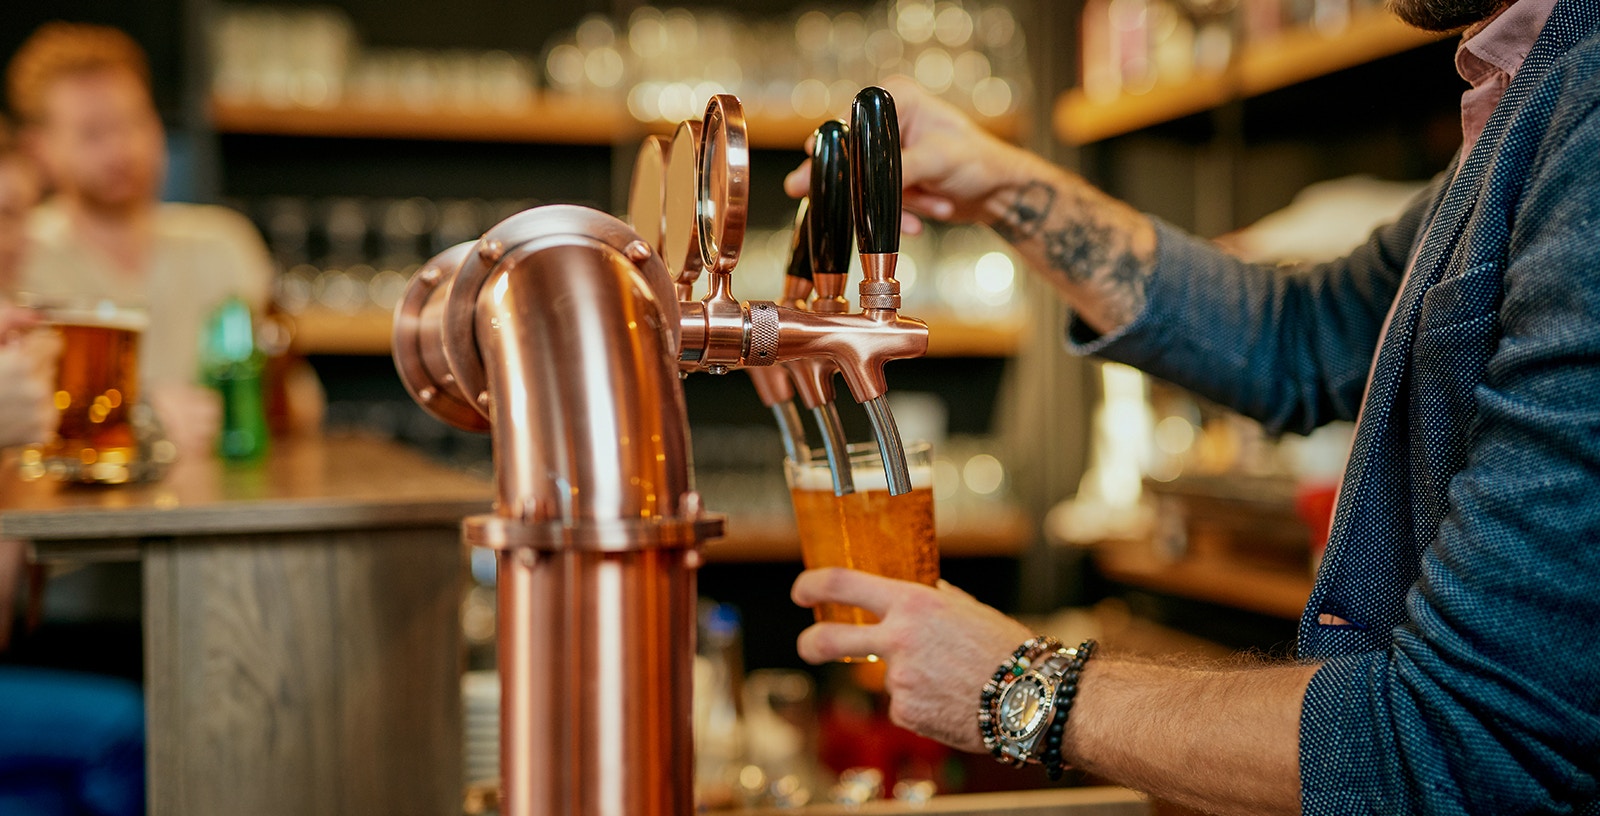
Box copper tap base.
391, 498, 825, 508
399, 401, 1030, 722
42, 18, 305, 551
498, 546, 698, 816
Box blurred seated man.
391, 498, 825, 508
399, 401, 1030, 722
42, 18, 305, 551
7, 22, 318, 453
0, 115, 145, 816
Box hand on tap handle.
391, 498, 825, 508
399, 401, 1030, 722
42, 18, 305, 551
673, 90, 925, 498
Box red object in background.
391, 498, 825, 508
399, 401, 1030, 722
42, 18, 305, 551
1294, 482, 1339, 570
817, 683, 951, 793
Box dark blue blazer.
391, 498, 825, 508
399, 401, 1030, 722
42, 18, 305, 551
1068, 0, 1600, 811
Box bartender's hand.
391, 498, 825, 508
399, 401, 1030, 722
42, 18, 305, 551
794, 566, 1314, 815
783, 76, 1157, 336
148, 383, 221, 458
792, 568, 1034, 751
783, 76, 1037, 234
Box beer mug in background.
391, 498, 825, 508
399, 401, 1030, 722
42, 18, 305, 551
785, 442, 939, 636
18, 299, 148, 484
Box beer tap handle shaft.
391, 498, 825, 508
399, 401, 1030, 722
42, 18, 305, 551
771, 401, 810, 466
749, 363, 809, 473
811, 405, 856, 496
864, 395, 912, 496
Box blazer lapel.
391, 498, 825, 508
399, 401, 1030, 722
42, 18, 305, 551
1299, 0, 1599, 655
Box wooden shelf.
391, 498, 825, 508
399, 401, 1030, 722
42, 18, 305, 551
1093, 543, 1314, 621
289, 308, 395, 356
211, 95, 629, 145
213, 96, 1022, 149
289, 307, 1023, 358
1053, 12, 1447, 145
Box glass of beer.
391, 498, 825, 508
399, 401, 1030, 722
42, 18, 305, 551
18, 299, 148, 485
785, 441, 938, 632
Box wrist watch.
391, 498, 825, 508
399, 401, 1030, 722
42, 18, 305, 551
993, 647, 1072, 765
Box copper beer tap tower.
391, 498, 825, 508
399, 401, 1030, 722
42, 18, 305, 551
392, 88, 923, 816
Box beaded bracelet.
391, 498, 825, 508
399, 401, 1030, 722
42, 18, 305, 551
977, 635, 1061, 765
977, 636, 1098, 778
1039, 639, 1096, 780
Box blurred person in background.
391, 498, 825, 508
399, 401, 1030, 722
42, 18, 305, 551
786, 0, 1600, 806
7, 21, 320, 452
0, 114, 146, 816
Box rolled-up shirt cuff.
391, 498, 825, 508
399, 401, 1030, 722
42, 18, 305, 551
1061, 218, 1206, 365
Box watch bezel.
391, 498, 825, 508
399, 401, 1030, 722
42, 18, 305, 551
997, 673, 1054, 742
995, 650, 1072, 761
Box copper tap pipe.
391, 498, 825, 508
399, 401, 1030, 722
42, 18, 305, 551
393, 205, 721, 816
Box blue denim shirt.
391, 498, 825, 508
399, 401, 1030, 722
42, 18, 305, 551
1066, 1, 1600, 811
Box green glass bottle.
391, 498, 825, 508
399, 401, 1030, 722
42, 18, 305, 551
201, 297, 269, 461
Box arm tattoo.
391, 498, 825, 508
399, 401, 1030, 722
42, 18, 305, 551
993, 178, 1153, 330
995, 181, 1055, 241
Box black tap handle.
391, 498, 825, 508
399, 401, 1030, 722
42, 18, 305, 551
787, 199, 813, 282
808, 120, 853, 278
849, 87, 901, 256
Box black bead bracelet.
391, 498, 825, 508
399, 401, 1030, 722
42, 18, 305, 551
979, 636, 1098, 779
1041, 639, 1095, 780
978, 635, 1060, 764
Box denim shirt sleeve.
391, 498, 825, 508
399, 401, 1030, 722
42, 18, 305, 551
1294, 95, 1600, 813
1063, 182, 1439, 436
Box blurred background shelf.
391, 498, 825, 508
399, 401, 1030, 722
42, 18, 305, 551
288, 307, 1025, 358
1053, 11, 1447, 145
1092, 542, 1315, 621
210, 95, 629, 145
213, 96, 1023, 148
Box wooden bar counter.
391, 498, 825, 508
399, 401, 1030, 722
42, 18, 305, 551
743, 787, 1149, 815
0, 434, 492, 816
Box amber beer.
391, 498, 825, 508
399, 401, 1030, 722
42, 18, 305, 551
21, 304, 146, 484
786, 442, 938, 629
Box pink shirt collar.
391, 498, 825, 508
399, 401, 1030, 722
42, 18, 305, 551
1455, 0, 1559, 157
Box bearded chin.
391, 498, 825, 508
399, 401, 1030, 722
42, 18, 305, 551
1386, 0, 1507, 31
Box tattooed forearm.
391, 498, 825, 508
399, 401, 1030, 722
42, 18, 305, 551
994, 181, 1055, 241
988, 172, 1155, 334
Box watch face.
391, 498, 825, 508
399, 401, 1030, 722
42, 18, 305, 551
998, 675, 1050, 740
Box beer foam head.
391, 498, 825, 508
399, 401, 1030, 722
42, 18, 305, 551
788, 453, 933, 493
38, 299, 148, 332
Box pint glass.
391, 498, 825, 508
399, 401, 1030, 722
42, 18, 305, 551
785, 442, 938, 628
19, 300, 147, 484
